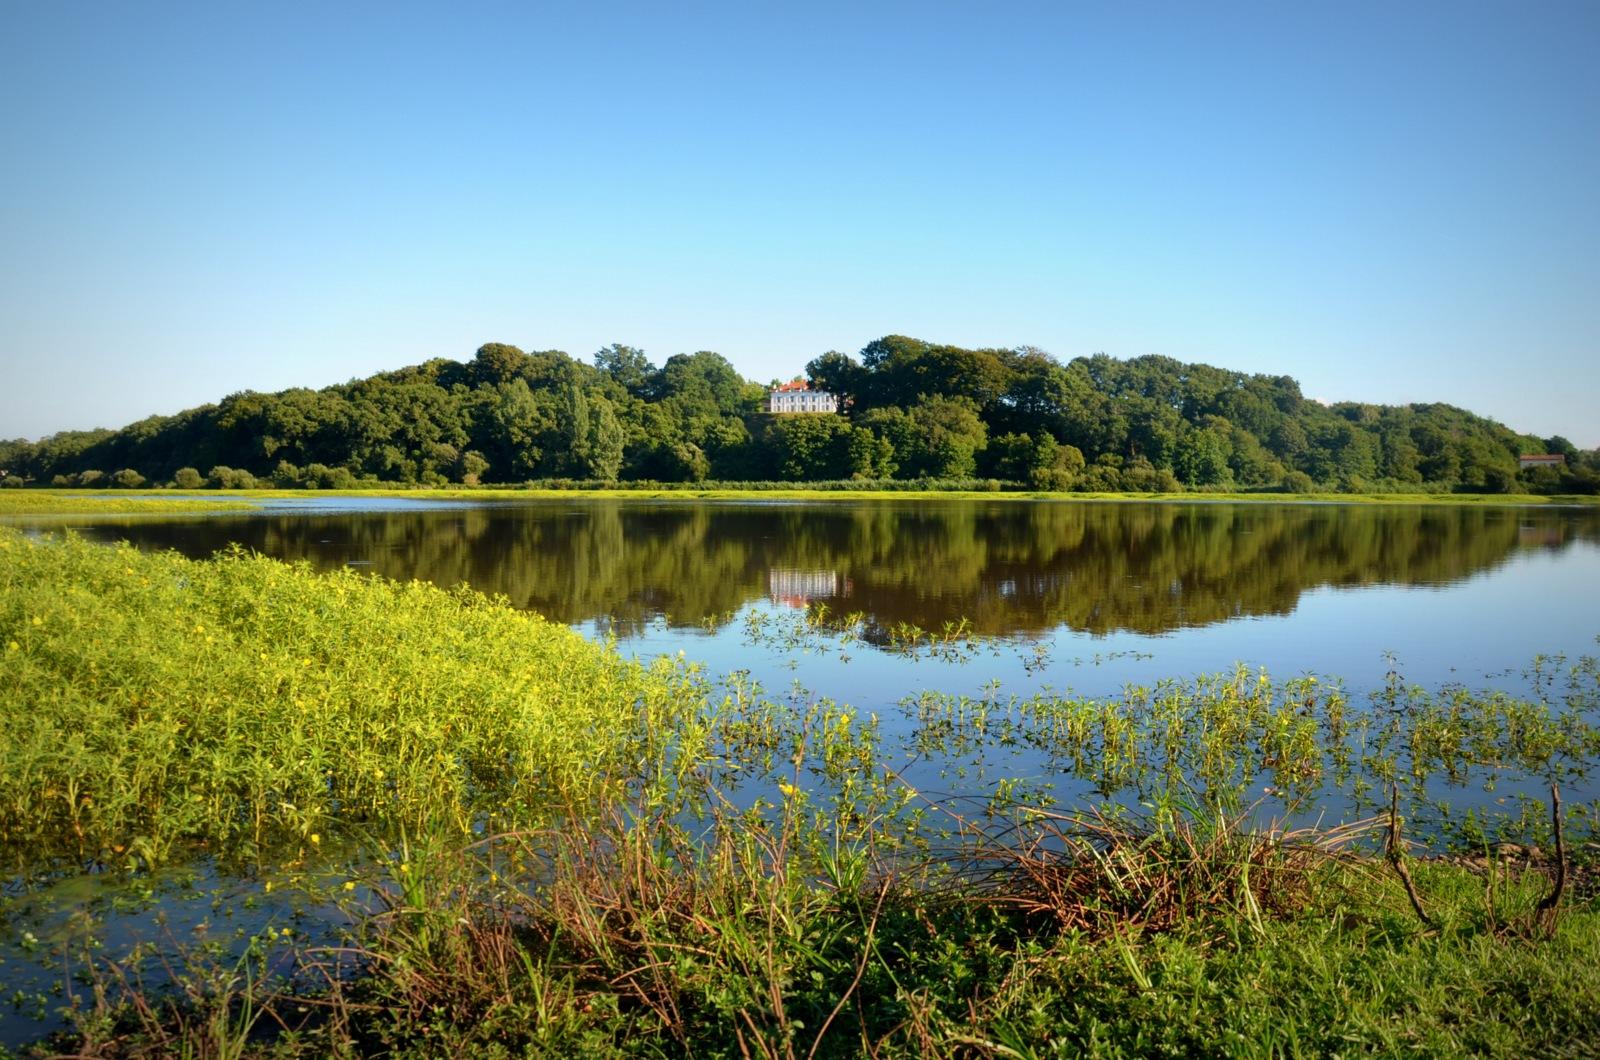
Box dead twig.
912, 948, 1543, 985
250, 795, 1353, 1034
1535, 782, 1567, 935
1386, 784, 1433, 928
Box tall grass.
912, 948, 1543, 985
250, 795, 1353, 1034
156, 786, 1598, 1057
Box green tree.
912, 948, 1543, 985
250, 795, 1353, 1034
805, 351, 865, 405
767, 415, 856, 480
847, 426, 895, 479
902, 396, 987, 479
585, 396, 625, 480
483, 379, 548, 480
471, 343, 530, 387
1173, 425, 1233, 487
459, 450, 489, 486
594, 344, 655, 397
554, 383, 593, 477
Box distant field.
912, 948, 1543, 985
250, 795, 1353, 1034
0, 491, 259, 515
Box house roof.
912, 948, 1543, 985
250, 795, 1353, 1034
772, 379, 810, 392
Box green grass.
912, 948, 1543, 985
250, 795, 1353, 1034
5, 529, 1599, 1056
8, 485, 1597, 509
51, 801, 1598, 1058
0, 492, 260, 515
984, 864, 1600, 1057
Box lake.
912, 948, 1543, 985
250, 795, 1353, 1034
22, 495, 1600, 826
31, 496, 1600, 825
36, 496, 1600, 691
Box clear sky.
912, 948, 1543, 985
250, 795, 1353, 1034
2, 1, 1597, 445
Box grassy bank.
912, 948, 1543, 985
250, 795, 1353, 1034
3, 530, 1599, 1056
6, 486, 1599, 513
0, 492, 260, 516
38, 796, 1600, 1057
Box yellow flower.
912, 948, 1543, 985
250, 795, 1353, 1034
264, 880, 274, 893
31, 616, 43, 626
308, 833, 321, 845
6, 641, 17, 652
342, 880, 356, 891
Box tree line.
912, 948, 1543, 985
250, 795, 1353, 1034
2, 336, 1596, 494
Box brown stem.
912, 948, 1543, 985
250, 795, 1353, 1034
1535, 782, 1566, 933
1387, 783, 1433, 928
807, 880, 890, 1060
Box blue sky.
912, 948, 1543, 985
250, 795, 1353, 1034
2, 1, 1597, 445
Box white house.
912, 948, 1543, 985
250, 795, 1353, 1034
768, 379, 838, 414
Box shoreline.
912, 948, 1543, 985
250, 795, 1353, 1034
4, 486, 1598, 512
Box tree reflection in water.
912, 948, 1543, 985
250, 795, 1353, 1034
66, 499, 1600, 639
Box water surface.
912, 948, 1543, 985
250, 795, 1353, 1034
37, 497, 1600, 690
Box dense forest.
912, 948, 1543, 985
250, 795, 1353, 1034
2, 336, 1596, 493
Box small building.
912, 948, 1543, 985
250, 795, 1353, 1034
768, 379, 838, 414
1519, 454, 1566, 470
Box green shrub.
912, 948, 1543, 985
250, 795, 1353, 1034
1283, 470, 1316, 494
207, 465, 259, 489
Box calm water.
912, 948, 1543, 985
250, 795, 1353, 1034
37, 497, 1600, 691
21, 496, 1600, 822
5, 497, 1600, 1045
37, 497, 1600, 814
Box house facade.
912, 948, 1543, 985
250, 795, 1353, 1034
1518, 454, 1566, 470
768, 379, 838, 414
